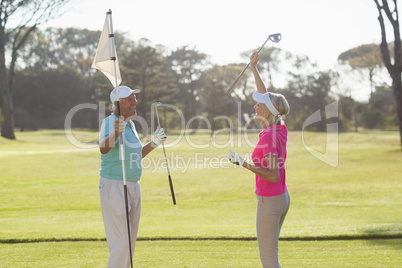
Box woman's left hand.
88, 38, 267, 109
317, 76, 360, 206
152, 126, 167, 146
229, 150, 245, 166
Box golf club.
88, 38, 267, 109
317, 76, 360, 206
153, 102, 177, 205
225, 33, 281, 94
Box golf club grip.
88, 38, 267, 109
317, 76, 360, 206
168, 175, 176, 205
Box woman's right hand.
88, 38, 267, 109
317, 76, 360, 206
250, 51, 259, 68
113, 119, 125, 135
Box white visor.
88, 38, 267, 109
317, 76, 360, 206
252, 92, 280, 116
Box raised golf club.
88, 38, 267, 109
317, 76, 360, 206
225, 33, 281, 94
153, 102, 177, 205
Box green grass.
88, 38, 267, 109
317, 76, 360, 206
0, 239, 400, 267
0, 129, 401, 266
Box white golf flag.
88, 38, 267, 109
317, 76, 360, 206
92, 16, 122, 87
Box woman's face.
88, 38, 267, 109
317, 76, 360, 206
254, 102, 265, 119
254, 102, 270, 126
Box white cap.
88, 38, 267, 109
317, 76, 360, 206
252, 92, 280, 116
110, 86, 140, 103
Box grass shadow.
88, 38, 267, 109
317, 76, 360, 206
360, 224, 402, 249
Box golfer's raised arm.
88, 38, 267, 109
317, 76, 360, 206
249, 52, 268, 94
99, 119, 124, 154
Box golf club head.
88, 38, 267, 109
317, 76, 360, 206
152, 102, 162, 107
268, 33, 281, 43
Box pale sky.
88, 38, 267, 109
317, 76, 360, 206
44, 0, 391, 101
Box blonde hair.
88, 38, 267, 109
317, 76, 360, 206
261, 93, 290, 125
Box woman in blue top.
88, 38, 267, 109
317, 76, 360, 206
99, 85, 166, 268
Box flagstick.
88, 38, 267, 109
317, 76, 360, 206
107, 9, 133, 268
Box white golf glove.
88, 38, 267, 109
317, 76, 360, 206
152, 126, 167, 146
229, 150, 245, 166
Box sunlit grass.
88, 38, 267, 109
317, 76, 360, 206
1, 129, 401, 241
0, 129, 401, 266
0, 239, 400, 267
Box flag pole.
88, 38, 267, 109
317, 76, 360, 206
106, 9, 133, 268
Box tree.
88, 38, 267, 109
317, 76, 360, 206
200, 66, 237, 133
284, 56, 336, 131
373, 0, 402, 149
338, 44, 384, 99
168, 46, 209, 122
0, 0, 70, 139
19, 27, 137, 125
338, 95, 359, 132
360, 86, 397, 129
20, 28, 100, 75
13, 66, 85, 129
122, 39, 178, 121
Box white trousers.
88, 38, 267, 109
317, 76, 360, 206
99, 177, 141, 268
256, 190, 290, 268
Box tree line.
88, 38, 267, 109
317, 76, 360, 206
0, 27, 397, 135
0, 0, 400, 152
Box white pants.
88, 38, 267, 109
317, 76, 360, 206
99, 177, 141, 268
256, 190, 290, 268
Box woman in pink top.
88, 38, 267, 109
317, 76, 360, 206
229, 52, 290, 268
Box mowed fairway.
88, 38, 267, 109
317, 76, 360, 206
0, 129, 401, 267
1, 239, 401, 267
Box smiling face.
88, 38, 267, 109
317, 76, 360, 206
115, 93, 138, 121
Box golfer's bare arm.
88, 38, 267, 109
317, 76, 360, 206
142, 142, 157, 158
249, 52, 268, 94
99, 119, 122, 154
99, 132, 119, 154
242, 154, 279, 183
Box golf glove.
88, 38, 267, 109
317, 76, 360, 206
152, 126, 167, 146
229, 150, 245, 166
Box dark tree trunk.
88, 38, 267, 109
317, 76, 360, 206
374, 0, 402, 150
0, 1, 69, 139
391, 73, 402, 150
0, 32, 15, 139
